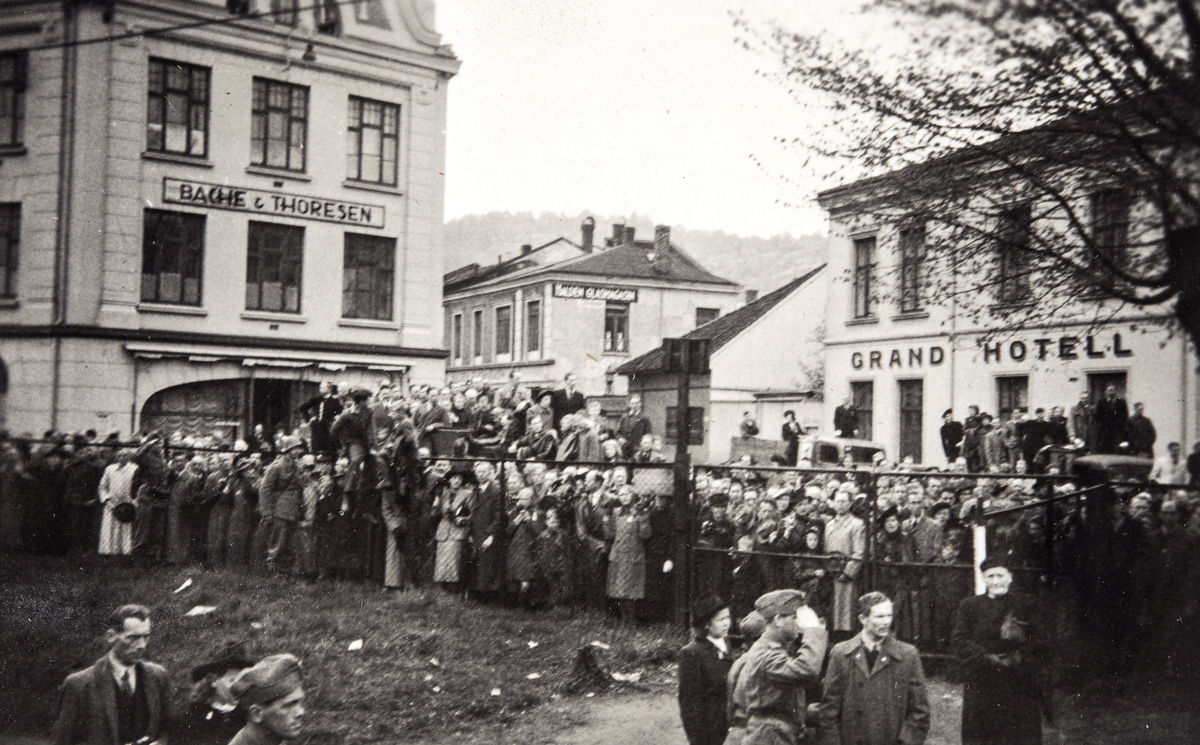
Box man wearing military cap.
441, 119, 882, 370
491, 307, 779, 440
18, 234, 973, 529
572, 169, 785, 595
725, 589, 827, 745
228, 654, 305, 744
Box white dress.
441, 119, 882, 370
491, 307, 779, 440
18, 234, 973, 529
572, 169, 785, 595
98, 461, 138, 555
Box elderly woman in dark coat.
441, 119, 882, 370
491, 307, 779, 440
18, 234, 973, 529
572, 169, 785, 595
677, 596, 733, 745
603, 485, 653, 624
952, 555, 1049, 745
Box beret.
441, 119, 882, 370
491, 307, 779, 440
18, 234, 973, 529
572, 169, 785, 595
979, 555, 1010, 573
231, 653, 303, 707
754, 589, 807, 619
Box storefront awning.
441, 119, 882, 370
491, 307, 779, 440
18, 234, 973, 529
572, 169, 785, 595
125, 341, 411, 372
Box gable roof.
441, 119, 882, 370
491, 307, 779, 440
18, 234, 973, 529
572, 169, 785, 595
444, 237, 585, 293
615, 265, 826, 376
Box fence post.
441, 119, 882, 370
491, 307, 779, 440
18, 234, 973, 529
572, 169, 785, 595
673, 452, 692, 626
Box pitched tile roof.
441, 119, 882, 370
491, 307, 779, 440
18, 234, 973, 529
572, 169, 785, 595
615, 265, 826, 376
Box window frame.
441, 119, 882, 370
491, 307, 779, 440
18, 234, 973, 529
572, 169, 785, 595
695, 307, 720, 328
898, 224, 925, 314
146, 58, 210, 158
1090, 189, 1131, 289
996, 375, 1029, 424
604, 301, 629, 353
250, 78, 309, 172
315, 0, 342, 34
140, 209, 205, 306
271, 0, 299, 26
0, 51, 27, 148
525, 298, 541, 355
451, 312, 463, 365
850, 380, 873, 442
346, 96, 401, 186
664, 406, 705, 445
341, 232, 395, 321
853, 236, 876, 318
245, 221, 304, 314
472, 308, 484, 361
494, 304, 513, 359
0, 203, 19, 299
995, 203, 1033, 304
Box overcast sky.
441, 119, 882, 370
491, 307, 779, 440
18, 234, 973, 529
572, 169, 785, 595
436, 0, 866, 238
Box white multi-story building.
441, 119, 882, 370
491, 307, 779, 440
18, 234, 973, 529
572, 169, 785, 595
0, 0, 458, 438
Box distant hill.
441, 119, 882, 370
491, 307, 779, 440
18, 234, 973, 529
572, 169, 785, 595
443, 211, 835, 295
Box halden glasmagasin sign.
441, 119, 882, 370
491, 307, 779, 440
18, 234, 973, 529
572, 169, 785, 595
551, 283, 639, 303
162, 178, 386, 228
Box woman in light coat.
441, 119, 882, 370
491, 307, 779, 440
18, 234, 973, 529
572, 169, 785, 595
433, 470, 475, 590
97, 449, 138, 555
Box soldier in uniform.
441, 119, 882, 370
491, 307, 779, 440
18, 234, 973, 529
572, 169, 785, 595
725, 589, 828, 745
228, 654, 306, 744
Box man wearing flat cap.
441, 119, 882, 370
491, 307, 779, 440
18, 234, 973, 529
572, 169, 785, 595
818, 592, 930, 745
228, 654, 305, 744
725, 589, 827, 745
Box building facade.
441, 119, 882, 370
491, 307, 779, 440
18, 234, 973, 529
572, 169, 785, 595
443, 220, 743, 398
620, 266, 827, 463
819, 172, 1200, 466
0, 0, 457, 438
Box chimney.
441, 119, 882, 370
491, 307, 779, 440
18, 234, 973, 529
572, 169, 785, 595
623, 226, 636, 244
520, 244, 532, 255
581, 216, 595, 253
650, 224, 671, 274
745, 289, 759, 304
611, 222, 625, 246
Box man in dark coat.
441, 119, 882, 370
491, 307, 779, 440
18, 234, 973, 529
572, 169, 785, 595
781, 410, 803, 466
550, 372, 586, 430
818, 591, 930, 745
939, 409, 964, 464
833, 396, 858, 438
951, 556, 1049, 745
297, 381, 342, 458
678, 596, 733, 745
468, 461, 504, 599
51, 604, 174, 745
1125, 402, 1156, 458
617, 394, 652, 459
1093, 385, 1129, 454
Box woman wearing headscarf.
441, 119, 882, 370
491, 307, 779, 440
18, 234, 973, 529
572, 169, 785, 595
677, 595, 733, 745
952, 555, 1050, 745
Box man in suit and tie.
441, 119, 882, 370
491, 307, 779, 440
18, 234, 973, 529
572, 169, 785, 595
550, 372, 587, 430
51, 604, 175, 745
818, 592, 930, 745
297, 381, 342, 458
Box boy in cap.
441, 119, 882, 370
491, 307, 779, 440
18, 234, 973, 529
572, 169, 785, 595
228, 654, 305, 744
725, 589, 827, 745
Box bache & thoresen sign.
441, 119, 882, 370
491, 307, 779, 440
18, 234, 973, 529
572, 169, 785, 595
162, 178, 385, 228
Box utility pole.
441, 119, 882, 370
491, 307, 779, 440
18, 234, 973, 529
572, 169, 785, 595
664, 338, 709, 624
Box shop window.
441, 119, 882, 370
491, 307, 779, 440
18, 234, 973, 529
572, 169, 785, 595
246, 221, 303, 313
346, 96, 400, 186
472, 309, 483, 360
1091, 189, 1130, 289
451, 313, 463, 364
342, 233, 394, 320
0, 203, 18, 299
996, 376, 1028, 423
495, 305, 512, 357
141, 209, 204, 305
604, 302, 629, 353
898, 379, 924, 463
851, 381, 873, 441
898, 224, 925, 313
251, 78, 308, 171
665, 406, 704, 445
147, 59, 209, 157
271, 0, 298, 26
525, 299, 541, 353
853, 236, 876, 318
995, 203, 1032, 304
695, 307, 720, 328
0, 52, 27, 148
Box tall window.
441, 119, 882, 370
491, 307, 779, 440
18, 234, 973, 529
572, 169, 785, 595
996, 376, 1028, 423
251, 78, 308, 171
347, 97, 400, 186
898, 224, 925, 313
1091, 189, 1131, 286
245, 222, 303, 313
141, 209, 204, 305
271, 0, 298, 26
696, 307, 720, 328
853, 237, 876, 318
0, 52, 26, 147
147, 59, 209, 157
996, 203, 1032, 304
604, 302, 629, 353
472, 309, 484, 359
342, 233, 394, 320
0, 204, 19, 299
451, 313, 463, 362
898, 379, 924, 463
495, 306, 512, 356
850, 381, 873, 441
315, 0, 342, 34
525, 299, 541, 353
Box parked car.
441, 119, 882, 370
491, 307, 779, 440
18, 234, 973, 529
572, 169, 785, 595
728, 434, 886, 467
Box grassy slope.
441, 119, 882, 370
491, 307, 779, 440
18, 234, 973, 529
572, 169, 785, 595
0, 553, 684, 744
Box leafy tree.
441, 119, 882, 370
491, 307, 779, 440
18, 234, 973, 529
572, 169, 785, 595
737, 0, 1200, 356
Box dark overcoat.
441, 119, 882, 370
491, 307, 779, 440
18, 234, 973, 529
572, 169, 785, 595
817, 634, 930, 745
51, 656, 174, 745
469, 478, 505, 591
678, 635, 732, 745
